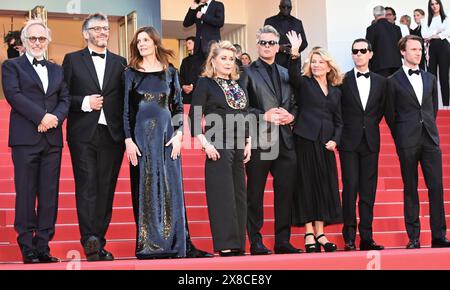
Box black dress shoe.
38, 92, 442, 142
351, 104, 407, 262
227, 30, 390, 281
431, 237, 450, 248
218, 249, 242, 257
98, 249, 114, 261
274, 243, 303, 254
344, 241, 356, 251
360, 240, 384, 251
406, 240, 421, 249
315, 234, 337, 252
84, 236, 100, 256
22, 251, 40, 264
38, 253, 60, 263
250, 241, 272, 255
186, 246, 214, 258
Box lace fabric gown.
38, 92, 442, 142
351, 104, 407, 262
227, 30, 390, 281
124, 67, 186, 259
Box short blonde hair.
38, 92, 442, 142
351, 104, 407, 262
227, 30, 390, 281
303, 47, 343, 86
202, 40, 240, 81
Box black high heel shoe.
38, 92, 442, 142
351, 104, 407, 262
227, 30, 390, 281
304, 233, 320, 253
315, 234, 337, 252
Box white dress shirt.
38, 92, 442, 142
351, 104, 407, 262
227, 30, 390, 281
354, 69, 371, 110
81, 48, 108, 125
403, 65, 423, 105
26, 53, 48, 94
421, 16, 450, 43
201, 0, 212, 14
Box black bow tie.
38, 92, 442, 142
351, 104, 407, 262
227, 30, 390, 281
357, 72, 370, 78
32, 58, 46, 67
91, 51, 106, 59
408, 69, 420, 76
199, 3, 208, 9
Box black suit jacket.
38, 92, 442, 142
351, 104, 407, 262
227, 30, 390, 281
183, 0, 224, 55
339, 70, 387, 152
366, 19, 402, 72
62, 47, 127, 143
385, 68, 440, 149
2, 54, 70, 147
239, 58, 297, 149
288, 58, 343, 145
264, 13, 308, 68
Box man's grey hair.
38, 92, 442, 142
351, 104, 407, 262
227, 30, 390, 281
373, 6, 386, 18
82, 12, 109, 32
256, 25, 280, 42
20, 19, 52, 44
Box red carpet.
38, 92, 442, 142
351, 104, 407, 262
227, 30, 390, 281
1, 99, 450, 269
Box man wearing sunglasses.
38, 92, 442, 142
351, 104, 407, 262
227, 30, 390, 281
2, 20, 70, 263
240, 25, 301, 255
62, 13, 127, 262
264, 0, 308, 68
339, 39, 386, 252
366, 6, 402, 77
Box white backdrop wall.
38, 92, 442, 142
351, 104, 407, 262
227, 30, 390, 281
325, 0, 433, 72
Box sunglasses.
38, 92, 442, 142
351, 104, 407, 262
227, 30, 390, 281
352, 48, 370, 55
258, 40, 279, 47
26, 36, 48, 43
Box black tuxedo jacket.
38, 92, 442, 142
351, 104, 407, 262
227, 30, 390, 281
239, 59, 297, 149
288, 58, 343, 145
62, 47, 127, 143
183, 0, 224, 55
366, 19, 402, 72
339, 70, 387, 152
385, 68, 440, 149
2, 54, 70, 147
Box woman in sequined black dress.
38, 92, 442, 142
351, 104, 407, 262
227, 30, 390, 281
188, 41, 252, 257
123, 27, 186, 259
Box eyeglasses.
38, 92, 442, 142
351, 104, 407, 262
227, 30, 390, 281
88, 26, 110, 33
352, 48, 370, 55
26, 36, 48, 43
258, 40, 279, 47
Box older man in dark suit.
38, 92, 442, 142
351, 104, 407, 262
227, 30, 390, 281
240, 25, 301, 255
366, 6, 403, 77
2, 19, 70, 264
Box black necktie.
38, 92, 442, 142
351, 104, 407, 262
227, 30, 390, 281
91, 51, 106, 59
408, 69, 420, 76
33, 58, 46, 67
357, 72, 370, 78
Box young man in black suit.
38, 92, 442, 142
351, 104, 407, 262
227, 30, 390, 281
385, 35, 450, 249
366, 6, 403, 77
62, 13, 127, 261
339, 39, 386, 251
2, 20, 70, 263
240, 25, 301, 255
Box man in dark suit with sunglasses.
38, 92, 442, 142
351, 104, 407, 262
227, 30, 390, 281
339, 39, 386, 251
385, 35, 450, 249
240, 25, 301, 255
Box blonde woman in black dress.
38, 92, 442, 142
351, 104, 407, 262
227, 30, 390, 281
189, 41, 251, 256
287, 31, 344, 253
